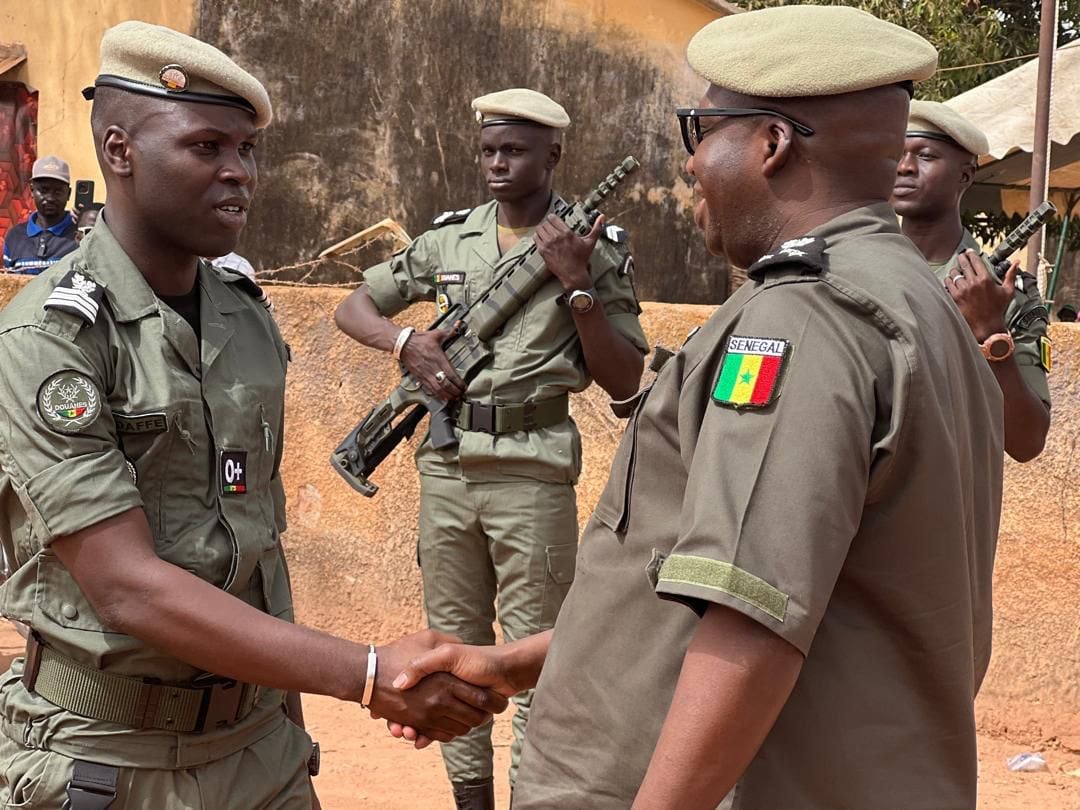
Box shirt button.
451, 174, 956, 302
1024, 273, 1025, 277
61, 604, 78, 620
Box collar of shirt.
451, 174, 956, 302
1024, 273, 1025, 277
26, 211, 74, 237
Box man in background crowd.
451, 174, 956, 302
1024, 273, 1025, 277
2, 156, 78, 273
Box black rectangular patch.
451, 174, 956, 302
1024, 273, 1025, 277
114, 411, 169, 435
434, 272, 465, 285
219, 449, 248, 494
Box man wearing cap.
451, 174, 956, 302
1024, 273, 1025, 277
894, 100, 1051, 461
387, 6, 1006, 808
2, 156, 79, 274
335, 88, 647, 808
0, 21, 506, 809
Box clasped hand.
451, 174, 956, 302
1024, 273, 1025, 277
366, 630, 508, 743
946, 250, 1018, 343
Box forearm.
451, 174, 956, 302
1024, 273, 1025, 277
109, 557, 368, 700
991, 359, 1050, 461
633, 605, 803, 810
576, 309, 644, 400
499, 630, 553, 692
334, 285, 401, 352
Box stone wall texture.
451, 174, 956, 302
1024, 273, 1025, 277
0, 274, 1077, 740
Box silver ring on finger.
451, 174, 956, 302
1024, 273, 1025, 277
435, 371, 447, 383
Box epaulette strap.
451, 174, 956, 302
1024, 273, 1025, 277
220, 268, 274, 313
432, 208, 473, 227
746, 236, 827, 281
42, 269, 106, 325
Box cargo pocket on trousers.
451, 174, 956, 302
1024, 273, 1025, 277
539, 543, 577, 630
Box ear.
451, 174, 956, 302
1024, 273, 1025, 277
546, 141, 562, 170
761, 120, 795, 179
959, 159, 976, 193
101, 125, 134, 178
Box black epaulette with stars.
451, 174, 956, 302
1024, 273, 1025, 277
746, 236, 827, 281
432, 208, 473, 228
42, 269, 107, 325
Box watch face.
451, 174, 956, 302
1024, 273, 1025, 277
569, 290, 594, 313
990, 339, 1011, 359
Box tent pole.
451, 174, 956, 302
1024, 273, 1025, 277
1047, 211, 1070, 302
1027, 0, 1059, 277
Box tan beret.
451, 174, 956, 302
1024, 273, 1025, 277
907, 100, 988, 157
472, 89, 570, 129
687, 5, 937, 98
32, 156, 70, 184
84, 21, 272, 128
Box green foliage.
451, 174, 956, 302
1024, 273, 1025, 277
742, 1, 1080, 100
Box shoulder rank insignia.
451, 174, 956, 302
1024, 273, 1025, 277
712, 334, 790, 408
1039, 336, 1052, 372
604, 224, 629, 244
43, 269, 106, 324
219, 268, 273, 312
432, 208, 473, 228
747, 236, 827, 281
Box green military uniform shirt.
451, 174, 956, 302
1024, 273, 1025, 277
0, 218, 296, 769
514, 205, 1004, 809
934, 229, 1051, 406
363, 196, 648, 484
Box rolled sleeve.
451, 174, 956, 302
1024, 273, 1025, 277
654, 282, 892, 655
0, 327, 142, 545
361, 234, 440, 317
594, 248, 647, 354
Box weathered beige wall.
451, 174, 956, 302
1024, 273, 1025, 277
1, 1, 196, 190
1, 275, 1077, 739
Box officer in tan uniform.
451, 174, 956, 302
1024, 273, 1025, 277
388, 7, 1006, 809
0, 22, 504, 809
335, 89, 647, 808
893, 100, 1051, 461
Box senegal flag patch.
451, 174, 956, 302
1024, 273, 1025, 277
712, 335, 790, 408
1039, 336, 1052, 372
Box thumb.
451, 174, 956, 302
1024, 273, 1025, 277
586, 213, 606, 246
1003, 260, 1020, 293
393, 645, 459, 690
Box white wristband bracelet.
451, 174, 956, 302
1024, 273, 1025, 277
360, 645, 378, 708
392, 326, 415, 360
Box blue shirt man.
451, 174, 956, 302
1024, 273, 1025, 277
2, 156, 78, 274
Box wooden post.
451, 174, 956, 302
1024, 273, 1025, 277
1027, 0, 1059, 277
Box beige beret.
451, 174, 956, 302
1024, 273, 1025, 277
472, 88, 570, 129
84, 21, 272, 128
687, 5, 937, 98
907, 100, 988, 157
32, 156, 71, 184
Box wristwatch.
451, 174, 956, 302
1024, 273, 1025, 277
980, 332, 1015, 362
567, 288, 596, 314
308, 741, 321, 777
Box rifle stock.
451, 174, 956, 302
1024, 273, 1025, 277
331, 157, 641, 496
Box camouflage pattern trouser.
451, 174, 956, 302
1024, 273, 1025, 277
418, 474, 578, 786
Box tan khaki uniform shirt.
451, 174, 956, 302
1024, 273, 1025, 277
933, 229, 1051, 406
515, 205, 1004, 809
0, 219, 294, 769
363, 197, 647, 484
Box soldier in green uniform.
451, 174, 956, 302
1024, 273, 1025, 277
893, 100, 1051, 461
335, 89, 647, 808
388, 7, 1007, 809
0, 22, 504, 809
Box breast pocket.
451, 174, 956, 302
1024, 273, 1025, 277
434, 271, 468, 315
113, 408, 177, 540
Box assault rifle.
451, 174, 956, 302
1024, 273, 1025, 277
331, 157, 641, 496
987, 200, 1057, 281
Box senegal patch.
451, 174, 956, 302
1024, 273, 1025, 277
1040, 336, 1052, 372
712, 335, 789, 408
37, 371, 102, 433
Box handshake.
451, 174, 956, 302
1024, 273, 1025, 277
366, 629, 545, 748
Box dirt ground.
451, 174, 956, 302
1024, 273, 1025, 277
1, 626, 1077, 809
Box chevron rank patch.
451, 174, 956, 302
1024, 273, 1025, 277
1039, 336, 1052, 372
604, 224, 628, 244
712, 335, 790, 408
43, 270, 106, 324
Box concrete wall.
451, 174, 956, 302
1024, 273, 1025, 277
1, 1, 196, 192
196, 0, 729, 304
1, 274, 1076, 740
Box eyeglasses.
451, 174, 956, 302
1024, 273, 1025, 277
676, 107, 816, 155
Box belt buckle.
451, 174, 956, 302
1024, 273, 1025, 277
195, 678, 244, 733
470, 402, 496, 434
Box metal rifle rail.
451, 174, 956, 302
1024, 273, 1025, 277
330, 157, 641, 496
988, 201, 1057, 279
